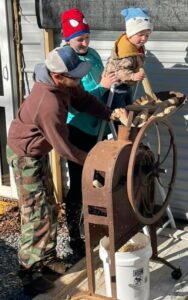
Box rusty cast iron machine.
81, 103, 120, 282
73, 91, 186, 300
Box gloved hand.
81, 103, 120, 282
110, 108, 128, 125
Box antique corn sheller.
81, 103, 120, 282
73, 90, 186, 300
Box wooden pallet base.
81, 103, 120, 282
72, 291, 114, 300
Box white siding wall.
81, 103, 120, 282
89, 30, 188, 220
51, 28, 188, 219
19, 2, 71, 200
19, 0, 45, 96
18, 0, 188, 219
90, 31, 188, 96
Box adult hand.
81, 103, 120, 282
110, 108, 128, 125
100, 73, 118, 89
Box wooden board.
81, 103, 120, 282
43, 29, 63, 204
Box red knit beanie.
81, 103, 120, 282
61, 8, 90, 41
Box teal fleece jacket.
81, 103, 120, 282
67, 47, 107, 136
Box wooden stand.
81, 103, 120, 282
72, 292, 113, 300
43, 29, 63, 203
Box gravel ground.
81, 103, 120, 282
0, 201, 73, 300
0, 231, 72, 300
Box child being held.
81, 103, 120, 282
103, 7, 153, 109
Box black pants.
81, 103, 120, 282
65, 125, 98, 241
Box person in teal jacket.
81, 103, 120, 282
61, 7, 117, 262
66, 47, 112, 135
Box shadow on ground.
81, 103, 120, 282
0, 239, 32, 300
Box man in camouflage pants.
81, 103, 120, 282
6, 46, 125, 295
6, 149, 58, 294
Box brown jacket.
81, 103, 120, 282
7, 82, 111, 165
104, 33, 145, 84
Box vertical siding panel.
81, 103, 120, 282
56, 29, 188, 218
19, 0, 45, 95
89, 31, 188, 220
11, 4, 188, 212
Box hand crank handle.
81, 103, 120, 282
140, 67, 158, 102
158, 168, 167, 174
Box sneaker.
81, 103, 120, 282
43, 257, 72, 275
18, 266, 54, 296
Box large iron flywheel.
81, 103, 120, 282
127, 117, 176, 224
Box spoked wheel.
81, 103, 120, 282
127, 117, 177, 225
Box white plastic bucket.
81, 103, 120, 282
99, 233, 152, 300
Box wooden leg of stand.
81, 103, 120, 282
72, 291, 114, 299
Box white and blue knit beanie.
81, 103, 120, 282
121, 7, 153, 38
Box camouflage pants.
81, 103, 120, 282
6, 146, 58, 269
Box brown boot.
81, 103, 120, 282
43, 257, 72, 275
